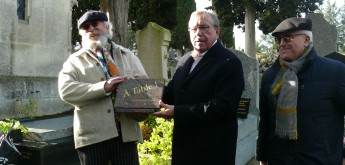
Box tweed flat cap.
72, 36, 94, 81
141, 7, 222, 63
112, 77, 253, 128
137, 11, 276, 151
272, 17, 312, 36
77, 10, 108, 29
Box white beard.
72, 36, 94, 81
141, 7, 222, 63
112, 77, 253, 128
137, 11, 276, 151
81, 31, 109, 50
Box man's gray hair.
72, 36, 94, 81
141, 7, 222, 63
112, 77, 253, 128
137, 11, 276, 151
190, 10, 219, 27
300, 30, 313, 42
103, 21, 113, 38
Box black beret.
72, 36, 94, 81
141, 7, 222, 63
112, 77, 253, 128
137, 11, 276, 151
272, 17, 312, 36
77, 10, 108, 29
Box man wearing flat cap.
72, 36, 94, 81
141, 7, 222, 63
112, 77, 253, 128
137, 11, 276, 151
256, 17, 345, 165
58, 10, 148, 165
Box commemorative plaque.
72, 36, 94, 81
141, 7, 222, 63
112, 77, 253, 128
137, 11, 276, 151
114, 79, 164, 113
237, 98, 251, 118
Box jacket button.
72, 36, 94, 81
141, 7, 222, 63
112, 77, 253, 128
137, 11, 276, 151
107, 109, 111, 113
96, 63, 100, 66
100, 78, 105, 81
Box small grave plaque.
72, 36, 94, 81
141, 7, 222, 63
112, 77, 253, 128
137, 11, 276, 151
114, 79, 164, 113
237, 98, 251, 118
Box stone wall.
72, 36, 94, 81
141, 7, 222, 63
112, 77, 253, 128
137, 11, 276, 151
0, 0, 73, 119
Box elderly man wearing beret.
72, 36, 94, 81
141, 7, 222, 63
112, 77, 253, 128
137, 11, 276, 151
58, 11, 148, 165
256, 17, 345, 165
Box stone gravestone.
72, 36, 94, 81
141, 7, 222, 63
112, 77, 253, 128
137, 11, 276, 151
306, 13, 337, 56
230, 49, 259, 165
136, 22, 171, 80
231, 49, 259, 116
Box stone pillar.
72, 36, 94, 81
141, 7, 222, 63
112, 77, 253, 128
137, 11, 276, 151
136, 22, 171, 80
244, 6, 256, 59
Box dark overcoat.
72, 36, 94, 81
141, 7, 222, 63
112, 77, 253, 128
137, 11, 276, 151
257, 48, 345, 165
162, 41, 244, 165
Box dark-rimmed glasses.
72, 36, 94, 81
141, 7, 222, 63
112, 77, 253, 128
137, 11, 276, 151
188, 25, 214, 33
80, 21, 99, 30
275, 34, 306, 43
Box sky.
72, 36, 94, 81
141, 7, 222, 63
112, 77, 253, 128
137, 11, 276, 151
195, 0, 343, 50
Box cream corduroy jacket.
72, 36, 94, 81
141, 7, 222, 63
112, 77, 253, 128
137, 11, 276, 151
58, 42, 148, 148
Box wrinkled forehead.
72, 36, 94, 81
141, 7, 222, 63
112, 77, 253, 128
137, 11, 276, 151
188, 13, 212, 27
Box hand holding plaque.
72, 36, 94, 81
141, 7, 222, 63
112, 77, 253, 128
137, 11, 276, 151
114, 79, 164, 113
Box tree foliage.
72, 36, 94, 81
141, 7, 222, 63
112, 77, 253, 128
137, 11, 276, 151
219, 26, 235, 48
211, 0, 264, 48
212, 0, 323, 42
256, 34, 276, 54
128, 0, 177, 32
71, 0, 324, 52
207, 0, 323, 49
256, 34, 278, 73
128, 0, 195, 51
257, 0, 323, 34
338, 5, 345, 52
170, 0, 195, 50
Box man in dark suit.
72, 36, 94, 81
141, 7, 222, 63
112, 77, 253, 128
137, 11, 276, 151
153, 10, 244, 165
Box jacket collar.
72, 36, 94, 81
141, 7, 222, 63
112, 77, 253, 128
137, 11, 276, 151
181, 40, 223, 85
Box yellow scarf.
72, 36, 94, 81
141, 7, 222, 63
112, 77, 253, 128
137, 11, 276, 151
270, 44, 313, 140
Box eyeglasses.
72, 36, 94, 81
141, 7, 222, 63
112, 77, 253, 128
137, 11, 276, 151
188, 25, 214, 33
275, 34, 307, 43
81, 21, 99, 30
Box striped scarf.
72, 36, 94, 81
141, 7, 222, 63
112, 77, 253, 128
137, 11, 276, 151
271, 44, 313, 140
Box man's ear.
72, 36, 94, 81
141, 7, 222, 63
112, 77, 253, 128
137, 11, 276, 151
215, 26, 220, 36
305, 35, 311, 46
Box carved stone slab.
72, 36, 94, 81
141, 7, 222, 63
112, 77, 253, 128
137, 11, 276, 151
114, 79, 164, 113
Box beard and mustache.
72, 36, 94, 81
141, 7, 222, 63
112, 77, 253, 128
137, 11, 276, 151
81, 29, 109, 51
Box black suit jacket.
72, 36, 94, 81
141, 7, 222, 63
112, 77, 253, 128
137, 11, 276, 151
163, 41, 244, 165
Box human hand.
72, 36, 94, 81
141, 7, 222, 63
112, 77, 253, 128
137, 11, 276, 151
260, 161, 268, 165
104, 76, 127, 93
152, 100, 174, 119
131, 113, 149, 121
